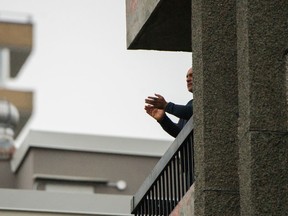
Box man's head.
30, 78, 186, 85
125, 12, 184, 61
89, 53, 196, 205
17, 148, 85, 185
186, 67, 193, 93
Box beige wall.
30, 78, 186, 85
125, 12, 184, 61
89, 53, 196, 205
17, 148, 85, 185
0, 161, 16, 188
15, 151, 34, 189
16, 148, 160, 195
0, 22, 32, 48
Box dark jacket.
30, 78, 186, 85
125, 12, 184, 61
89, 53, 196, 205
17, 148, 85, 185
158, 99, 193, 138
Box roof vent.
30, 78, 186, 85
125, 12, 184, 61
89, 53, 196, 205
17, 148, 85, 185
0, 99, 19, 159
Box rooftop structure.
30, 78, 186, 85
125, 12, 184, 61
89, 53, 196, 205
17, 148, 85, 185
0, 130, 171, 215
0, 13, 34, 159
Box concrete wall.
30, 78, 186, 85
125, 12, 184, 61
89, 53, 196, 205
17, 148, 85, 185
126, 0, 191, 51
27, 148, 160, 195
0, 161, 15, 188
237, 1, 288, 215
170, 184, 194, 216
7, 130, 170, 196
15, 151, 34, 189
0, 188, 132, 216
192, 1, 240, 215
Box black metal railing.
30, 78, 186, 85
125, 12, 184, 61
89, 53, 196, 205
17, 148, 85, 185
131, 117, 194, 215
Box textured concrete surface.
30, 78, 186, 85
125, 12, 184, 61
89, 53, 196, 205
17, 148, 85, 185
126, 0, 160, 49
170, 184, 194, 216
192, 1, 239, 215
237, 1, 288, 215
239, 132, 288, 215
126, 0, 191, 51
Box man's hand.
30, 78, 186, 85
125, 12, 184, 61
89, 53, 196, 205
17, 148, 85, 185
145, 94, 168, 109
144, 105, 165, 121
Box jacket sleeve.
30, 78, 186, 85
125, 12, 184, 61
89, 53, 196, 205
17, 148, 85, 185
158, 115, 181, 138
165, 100, 193, 120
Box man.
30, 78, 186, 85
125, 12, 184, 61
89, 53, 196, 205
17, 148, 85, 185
145, 67, 193, 138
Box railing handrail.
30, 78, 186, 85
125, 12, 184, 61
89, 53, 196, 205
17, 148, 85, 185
131, 116, 194, 211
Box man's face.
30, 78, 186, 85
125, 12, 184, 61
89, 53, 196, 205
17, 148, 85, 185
186, 68, 193, 93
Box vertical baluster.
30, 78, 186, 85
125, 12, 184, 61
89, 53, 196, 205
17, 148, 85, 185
151, 186, 155, 215
142, 201, 145, 216
137, 209, 140, 216
165, 166, 170, 213
151, 189, 154, 215
162, 172, 165, 216
169, 160, 174, 211
180, 147, 185, 197
181, 144, 186, 193
185, 142, 189, 190
177, 151, 182, 200
184, 141, 189, 191
171, 156, 177, 208
159, 175, 163, 216
155, 181, 158, 216
143, 196, 147, 216
174, 154, 177, 205
187, 135, 192, 187
162, 172, 167, 216
191, 133, 195, 183
190, 133, 194, 184
175, 154, 179, 204
148, 193, 150, 216
148, 193, 151, 216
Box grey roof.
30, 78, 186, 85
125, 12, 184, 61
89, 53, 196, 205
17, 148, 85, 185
0, 188, 132, 215
11, 130, 172, 172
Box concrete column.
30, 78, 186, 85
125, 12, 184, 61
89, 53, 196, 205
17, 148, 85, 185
0, 48, 10, 86
237, 1, 288, 215
192, 1, 240, 215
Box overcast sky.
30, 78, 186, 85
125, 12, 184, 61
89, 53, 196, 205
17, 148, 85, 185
1, 0, 192, 143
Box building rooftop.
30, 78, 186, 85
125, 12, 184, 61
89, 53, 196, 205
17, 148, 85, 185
0, 188, 132, 215
11, 130, 171, 172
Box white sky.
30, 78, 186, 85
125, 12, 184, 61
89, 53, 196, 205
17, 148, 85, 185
1, 0, 192, 142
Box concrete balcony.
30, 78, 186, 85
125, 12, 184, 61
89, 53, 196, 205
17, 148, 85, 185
0, 16, 34, 142
125, 0, 191, 52
0, 20, 33, 78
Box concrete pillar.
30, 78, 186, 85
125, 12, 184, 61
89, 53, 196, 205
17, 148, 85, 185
0, 48, 10, 86
237, 1, 288, 215
192, 1, 240, 215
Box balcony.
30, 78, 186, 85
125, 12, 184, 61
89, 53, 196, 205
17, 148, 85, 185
125, 0, 192, 52
0, 12, 34, 141
0, 11, 33, 78
131, 117, 194, 215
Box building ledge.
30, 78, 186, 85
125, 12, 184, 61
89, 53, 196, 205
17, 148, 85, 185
0, 188, 132, 215
0, 20, 33, 78
11, 130, 171, 172
126, 0, 191, 52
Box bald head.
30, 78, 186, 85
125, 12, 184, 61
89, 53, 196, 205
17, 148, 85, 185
186, 67, 193, 93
